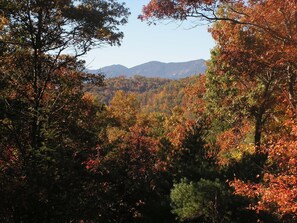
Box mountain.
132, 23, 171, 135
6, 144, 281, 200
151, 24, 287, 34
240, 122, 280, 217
86, 59, 207, 79
95, 64, 129, 78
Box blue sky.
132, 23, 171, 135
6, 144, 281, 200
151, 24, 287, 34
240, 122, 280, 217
82, 0, 215, 69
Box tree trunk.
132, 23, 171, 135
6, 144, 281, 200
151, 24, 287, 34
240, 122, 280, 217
254, 115, 262, 151
287, 66, 296, 116
254, 103, 266, 152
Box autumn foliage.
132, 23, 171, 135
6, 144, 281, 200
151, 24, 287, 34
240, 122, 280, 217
140, 0, 297, 222
231, 115, 297, 221
0, 0, 297, 222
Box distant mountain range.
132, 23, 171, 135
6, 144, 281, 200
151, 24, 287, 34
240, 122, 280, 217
86, 59, 207, 79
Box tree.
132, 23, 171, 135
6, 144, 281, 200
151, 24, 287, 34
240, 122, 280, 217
0, 0, 129, 221
231, 113, 297, 222
0, 63, 107, 221
168, 121, 260, 223
108, 90, 140, 129
205, 44, 278, 150
171, 178, 232, 223
141, 2, 296, 222
1, 0, 129, 148
141, 0, 297, 113
209, 5, 295, 122
1, 0, 129, 51
140, 0, 297, 44
0, 0, 129, 152
83, 92, 175, 223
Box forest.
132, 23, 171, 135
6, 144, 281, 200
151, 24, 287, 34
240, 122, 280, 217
0, 0, 296, 222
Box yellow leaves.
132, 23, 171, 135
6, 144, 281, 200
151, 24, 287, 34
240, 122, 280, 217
108, 90, 140, 129
216, 122, 254, 166
106, 126, 128, 144
82, 92, 97, 104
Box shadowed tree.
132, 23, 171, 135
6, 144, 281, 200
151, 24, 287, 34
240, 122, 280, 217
0, 0, 129, 221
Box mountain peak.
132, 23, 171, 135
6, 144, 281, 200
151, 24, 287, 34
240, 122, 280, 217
103, 64, 128, 69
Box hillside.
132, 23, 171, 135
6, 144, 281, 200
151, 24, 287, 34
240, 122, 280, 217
139, 75, 201, 114
88, 75, 172, 104
88, 74, 202, 116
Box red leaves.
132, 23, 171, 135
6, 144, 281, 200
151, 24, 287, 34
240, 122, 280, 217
0, 147, 19, 173
84, 159, 98, 170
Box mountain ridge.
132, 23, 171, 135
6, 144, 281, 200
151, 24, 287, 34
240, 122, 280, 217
86, 59, 207, 79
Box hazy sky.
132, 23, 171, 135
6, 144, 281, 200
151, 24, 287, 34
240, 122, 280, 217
82, 0, 215, 69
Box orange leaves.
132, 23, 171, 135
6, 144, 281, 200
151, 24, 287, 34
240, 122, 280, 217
140, 1, 296, 221
267, 117, 297, 172
184, 74, 207, 116
166, 120, 189, 148
210, 13, 296, 215
231, 116, 297, 220
244, 0, 297, 45
0, 16, 7, 30
232, 175, 297, 218
210, 0, 297, 76
0, 9, 7, 30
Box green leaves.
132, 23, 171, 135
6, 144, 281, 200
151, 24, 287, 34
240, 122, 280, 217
1, 0, 130, 53
63, 0, 130, 47
171, 178, 232, 223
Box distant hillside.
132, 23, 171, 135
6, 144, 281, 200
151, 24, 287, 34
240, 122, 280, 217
88, 75, 172, 104
88, 75, 203, 115
87, 59, 207, 79
139, 75, 201, 114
